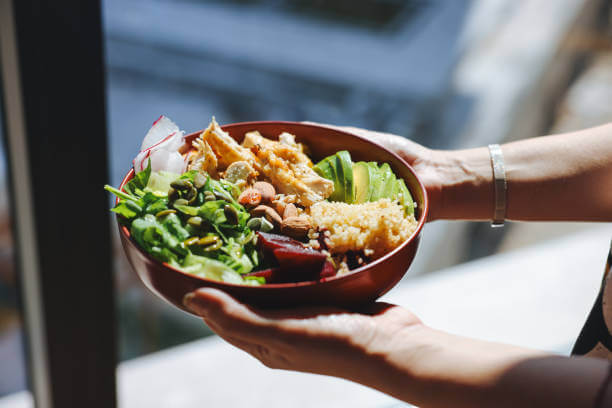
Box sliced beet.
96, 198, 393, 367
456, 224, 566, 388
257, 231, 304, 251
319, 261, 337, 279
272, 247, 326, 282
245, 267, 281, 282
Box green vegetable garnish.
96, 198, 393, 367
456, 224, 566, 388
105, 166, 262, 285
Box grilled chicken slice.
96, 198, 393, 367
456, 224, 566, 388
249, 141, 333, 206
201, 117, 256, 169
188, 138, 218, 176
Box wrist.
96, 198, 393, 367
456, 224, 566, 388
434, 147, 495, 221
345, 322, 436, 405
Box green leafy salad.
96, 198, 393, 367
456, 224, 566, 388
105, 160, 263, 285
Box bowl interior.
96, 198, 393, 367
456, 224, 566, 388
118, 121, 428, 291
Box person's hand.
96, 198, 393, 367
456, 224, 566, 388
183, 288, 423, 382
303, 122, 449, 220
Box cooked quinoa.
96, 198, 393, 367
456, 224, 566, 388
308, 199, 417, 259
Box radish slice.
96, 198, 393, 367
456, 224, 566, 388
141, 116, 179, 150
132, 115, 186, 173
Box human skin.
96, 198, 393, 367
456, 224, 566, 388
184, 123, 612, 407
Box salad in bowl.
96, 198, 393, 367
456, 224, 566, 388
107, 117, 426, 308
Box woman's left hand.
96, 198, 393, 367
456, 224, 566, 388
183, 288, 422, 381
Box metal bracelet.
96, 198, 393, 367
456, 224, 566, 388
488, 144, 507, 227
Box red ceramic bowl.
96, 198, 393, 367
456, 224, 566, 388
117, 121, 428, 312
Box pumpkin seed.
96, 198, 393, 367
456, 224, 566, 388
170, 179, 193, 190
182, 237, 200, 247
155, 209, 176, 218
224, 205, 239, 225
259, 217, 274, 232
246, 217, 262, 230
173, 198, 189, 207
198, 235, 219, 246
185, 186, 197, 204
187, 216, 203, 228
168, 188, 179, 201
198, 235, 222, 251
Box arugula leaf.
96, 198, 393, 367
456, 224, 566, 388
111, 201, 140, 219
130, 214, 187, 258
198, 201, 226, 223
158, 213, 191, 241
174, 204, 199, 216
220, 178, 241, 199
176, 253, 246, 284
136, 158, 152, 188
123, 158, 152, 197
178, 170, 199, 182
104, 185, 138, 202
144, 199, 168, 215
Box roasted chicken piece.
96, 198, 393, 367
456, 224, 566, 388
188, 138, 218, 176
246, 132, 333, 206
197, 117, 257, 170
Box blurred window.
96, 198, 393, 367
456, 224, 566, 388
0, 86, 27, 397
104, 0, 470, 360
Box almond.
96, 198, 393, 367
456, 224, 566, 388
274, 200, 287, 216
250, 205, 282, 229
280, 216, 311, 240
238, 188, 262, 208
282, 203, 298, 219
253, 181, 276, 203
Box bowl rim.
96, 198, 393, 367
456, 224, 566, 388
116, 120, 429, 289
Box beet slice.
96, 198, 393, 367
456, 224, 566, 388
245, 267, 281, 282
257, 232, 304, 251
319, 261, 337, 279
272, 247, 326, 283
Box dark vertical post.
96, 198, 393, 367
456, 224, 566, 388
0, 1, 116, 407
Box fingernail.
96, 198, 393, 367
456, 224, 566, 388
183, 291, 208, 316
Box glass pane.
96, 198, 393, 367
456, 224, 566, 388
0, 89, 28, 398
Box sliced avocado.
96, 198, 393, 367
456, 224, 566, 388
372, 163, 392, 201
397, 178, 415, 215
314, 156, 334, 180
352, 161, 372, 203
335, 151, 354, 203
368, 162, 385, 201
382, 168, 398, 199
314, 155, 343, 201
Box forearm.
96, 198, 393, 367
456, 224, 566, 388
349, 324, 611, 408
433, 123, 612, 221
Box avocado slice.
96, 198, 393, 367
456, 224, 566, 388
335, 151, 354, 203
397, 178, 415, 215
314, 156, 334, 180
368, 162, 384, 201
382, 168, 398, 200
372, 163, 393, 201
352, 161, 372, 203
314, 155, 343, 202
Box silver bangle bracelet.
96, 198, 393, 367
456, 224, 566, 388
488, 144, 507, 227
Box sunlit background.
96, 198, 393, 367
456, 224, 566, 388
1, 0, 612, 404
